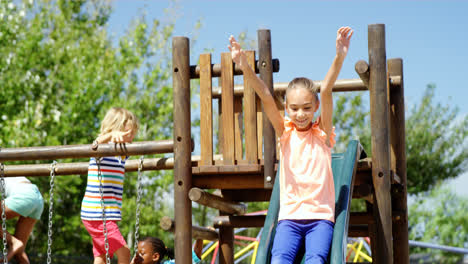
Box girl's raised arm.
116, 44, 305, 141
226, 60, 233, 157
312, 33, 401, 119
319, 27, 353, 145
228, 36, 284, 135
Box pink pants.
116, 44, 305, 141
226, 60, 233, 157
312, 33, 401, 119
82, 219, 127, 258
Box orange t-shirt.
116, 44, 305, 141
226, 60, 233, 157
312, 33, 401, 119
278, 118, 336, 222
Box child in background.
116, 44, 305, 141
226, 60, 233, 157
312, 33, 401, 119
1, 176, 44, 263
131, 237, 202, 264
81, 107, 139, 264
229, 27, 353, 263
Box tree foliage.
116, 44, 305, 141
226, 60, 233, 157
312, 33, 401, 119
408, 184, 468, 264
0, 0, 183, 258
333, 84, 468, 194
405, 84, 468, 193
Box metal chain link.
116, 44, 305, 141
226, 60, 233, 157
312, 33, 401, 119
133, 156, 144, 254
0, 164, 8, 264
47, 161, 57, 264
96, 158, 111, 264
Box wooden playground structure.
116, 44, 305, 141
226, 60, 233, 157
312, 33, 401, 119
0, 23, 408, 264
170, 23, 408, 264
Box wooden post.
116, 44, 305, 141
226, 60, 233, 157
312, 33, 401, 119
172, 36, 192, 264
367, 24, 393, 263
219, 191, 234, 264
219, 225, 234, 264
388, 58, 409, 264
258, 29, 276, 189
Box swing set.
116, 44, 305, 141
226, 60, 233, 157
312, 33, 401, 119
0, 141, 173, 263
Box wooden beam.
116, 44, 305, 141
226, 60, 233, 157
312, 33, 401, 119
189, 58, 280, 79
172, 36, 193, 263
0, 140, 174, 161
189, 188, 246, 215
192, 164, 262, 175
192, 173, 265, 190
355, 60, 370, 87
213, 215, 266, 228
350, 211, 405, 225
221, 189, 272, 202
348, 225, 369, 237
160, 216, 218, 241
211, 77, 401, 98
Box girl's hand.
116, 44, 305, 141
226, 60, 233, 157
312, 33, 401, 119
336, 26, 353, 57
110, 129, 133, 143
228, 35, 246, 67
131, 254, 142, 264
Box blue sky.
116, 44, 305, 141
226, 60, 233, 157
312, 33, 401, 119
108, 0, 468, 197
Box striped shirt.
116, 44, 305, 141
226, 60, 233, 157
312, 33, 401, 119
80, 156, 127, 221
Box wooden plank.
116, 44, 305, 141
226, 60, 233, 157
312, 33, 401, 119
258, 29, 275, 188
192, 174, 265, 190
388, 58, 409, 264
172, 36, 193, 263
200, 53, 213, 166
221, 52, 235, 165
192, 164, 262, 175
234, 97, 243, 162
367, 23, 393, 264
222, 189, 272, 202
213, 215, 266, 228
243, 50, 258, 164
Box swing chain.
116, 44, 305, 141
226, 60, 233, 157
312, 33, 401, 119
0, 164, 7, 264
96, 158, 111, 264
47, 161, 57, 264
133, 156, 144, 254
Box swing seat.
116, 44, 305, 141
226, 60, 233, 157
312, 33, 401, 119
255, 140, 364, 264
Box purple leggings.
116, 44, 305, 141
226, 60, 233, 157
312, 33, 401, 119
271, 219, 334, 264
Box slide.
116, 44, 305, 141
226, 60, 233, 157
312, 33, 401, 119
255, 140, 363, 264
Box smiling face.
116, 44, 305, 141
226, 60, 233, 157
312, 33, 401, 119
285, 87, 319, 131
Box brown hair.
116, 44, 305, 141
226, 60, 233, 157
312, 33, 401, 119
99, 107, 139, 136
285, 77, 319, 103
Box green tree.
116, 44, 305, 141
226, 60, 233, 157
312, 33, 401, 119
0, 0, 190, 258
408, 184, 468, 264
333, 84, 468, 194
